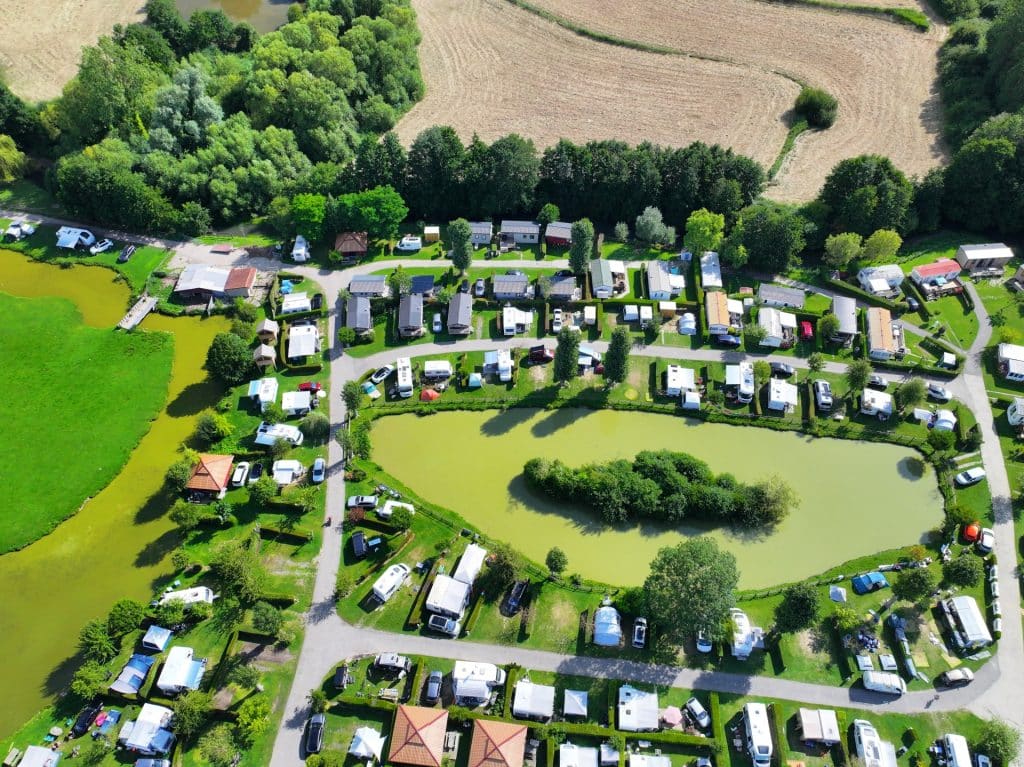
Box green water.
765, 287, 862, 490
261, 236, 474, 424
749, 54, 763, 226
175, 0, 290, 32
372, 409, 942, 589
0, 251, 229, 736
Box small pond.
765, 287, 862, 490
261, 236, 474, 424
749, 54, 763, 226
372, 409, 942, 589
175, 0, 291, 32
0, 250, 228, 735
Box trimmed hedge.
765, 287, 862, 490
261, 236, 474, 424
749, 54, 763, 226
769, 703, 788, 767
901, 279, 932, 318
463, 590, 487, 634
502, 665, 521, 718
709, 692, 727, 755
405, 558, 441, 630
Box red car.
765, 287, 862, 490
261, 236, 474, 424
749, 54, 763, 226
962, 522, 981, 543
799, 321, 814, 341
298, 381, 323, 393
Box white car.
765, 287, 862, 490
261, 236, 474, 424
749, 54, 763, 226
696, 630, 713, 653
813, 379, 833, 411
552, 308, 563, 333
955, 467, 986, 487
685, 697, 711, 730
397, 235, 422, 251
977, 527, 995, 553
230, 462, 250, 487
90, 238, 114, 255
928, 383, 952, 402
311, 457, 326, 484
432, 313, 442, 333
474, 278, 486, 297
370, 365, 394, 384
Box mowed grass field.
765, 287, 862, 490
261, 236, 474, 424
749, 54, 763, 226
0, 292, 174, 552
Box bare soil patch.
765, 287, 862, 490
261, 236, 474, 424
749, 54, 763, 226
396, 0, 796, 169
524, 0, 947, 200
238, 640, 294, 667
0, 0, 146, 102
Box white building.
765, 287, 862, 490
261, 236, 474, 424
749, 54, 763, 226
453, 543, 487, 585
1007, 397, 1024, 427
156, 646, 207, 695
120, 703, 175, 756
941, 595, 993, 651
470, 221, 493, 246
700, 251, 722, 289
593, 605, 622, 647
956, 243, 1014, 275
160, 587, 216, 606
281, 390, 312, 416
767, 379, 798, 413
500, 220, 541, 244
502, 306, 533, 336
646, 260, 686, 300
617, 685, 659, 732
281, 292, 313, 314
867, 308, 897, 361
287, 324, 321, 360
560, 743, 599, 767
998, 343, 1024, 382
798, 709, 840, 746
512, 679, 555, 719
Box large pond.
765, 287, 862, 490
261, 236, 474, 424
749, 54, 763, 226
0, 251, 228, 736
372, 409, 942, 589
175, 0, 291, 32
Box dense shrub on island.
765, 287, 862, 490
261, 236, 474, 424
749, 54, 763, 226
523, 449, 798, 528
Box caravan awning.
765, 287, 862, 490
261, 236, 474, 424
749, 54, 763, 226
56, 230, 81, 248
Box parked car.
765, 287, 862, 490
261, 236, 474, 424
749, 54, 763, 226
459, 279, 469, 293
427, 614, 461, 636
432, 313, 443, 333
397, 235, 422, 252
554, 269, 573, 278
374, 653, 412, 674
695, 630, 713, 654
713, 333, 741, 348
632, 617, 648, 649
770, 362, 795, 377
425, 670, 443, 703
474, 278, 486, 297
552, 308, 563, 333
868, 374, 888, 390
906, 296, 921, 311
928, 383, 952, 402
72, 700, 102, 737
505, 579, 529, 615
299, 381, 323, 393
939, 668, 975, 687
117, 244, 136, 263
347, 494, 378, 508
351, 531, 368, 559
505, 269, 525, 276
248, 462, 264, 484
977, 527, 995, 554
311, 457, 326, 484
529, 345, 554, 364
685, 697, 711, 730
230, 461, 250, 488
955, 467, 987, 487
89, 238, 114, 255
370, 365, 394, 384
813, 379, 833, 410
306, 714, 325, 754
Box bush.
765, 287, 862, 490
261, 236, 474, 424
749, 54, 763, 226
166, 451, 198, 491
775, 582, 820, 632
795, 87, 839, 128
300, 411, 330, 440
251, 601, 283, 635
338, 326, 357, 345
943, 555, 983, 587
107, 598, 146, 636
194, 410, 233, 444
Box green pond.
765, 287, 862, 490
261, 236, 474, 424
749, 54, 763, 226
372, 409, 943, 589
175, 0, 290, 32
0, 251, 228, 736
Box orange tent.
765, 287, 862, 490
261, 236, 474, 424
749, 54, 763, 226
420, 389, 441, 402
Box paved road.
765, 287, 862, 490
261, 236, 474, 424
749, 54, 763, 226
2, 211, 1015, 758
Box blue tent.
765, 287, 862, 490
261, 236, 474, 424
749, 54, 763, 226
109, 654, 156, 695
468, 373, 483, 389
141, 625, 172, 652
851, 571, 889, 595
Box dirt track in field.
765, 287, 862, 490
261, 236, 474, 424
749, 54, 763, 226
395, 0, 797, 171
522, 0, 948, 200
0, 0, 146, 102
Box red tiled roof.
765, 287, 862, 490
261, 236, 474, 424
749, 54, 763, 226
914, 259, 960, 279
225, 267, 257, 290
468, 720, 527, 767
334, 231, 368, 253
185, 453, 234, 492
388, 706, 448, 767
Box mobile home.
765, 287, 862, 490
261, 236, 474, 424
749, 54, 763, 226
372, 564, 410, 603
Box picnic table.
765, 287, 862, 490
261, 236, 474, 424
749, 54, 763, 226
379, 688, 400, 702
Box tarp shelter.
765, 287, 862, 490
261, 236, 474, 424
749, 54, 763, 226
468, 373, 483, 389
661, 706, 683, 726
56, 226, 92, 250
593, 606, 622, 647
425, 574, 470, 618
512, 679, 556, 719
420, 389, 440, 402
349, 727, 387, 762
829, 586, 847, 603
852, 572, 888, 594
617, 685, 659, 732
453, 543, 487, 585
798, 709, 840, 745
563, 690, 588, 718
20, 747, 60, 767
468, 720, 526, 767
454, 678, 492, 705
110, 654, 155, 694
388, 705, 448, 767
156, 646, 206, 694
142, 625, 172, 652
560, 744, 599, 767
677, 312, 697, 335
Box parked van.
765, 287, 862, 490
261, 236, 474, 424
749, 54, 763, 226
423, 360, 453, 380
944, 734, 972, 767
395, 357, 414, 398
743, 703, 773, 767
862, 670, 907, 696
372, 564, 410, 603
254, 422, 304, 447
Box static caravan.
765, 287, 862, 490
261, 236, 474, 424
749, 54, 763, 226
156, 646, 207, 695
423, 360, 453, 380
372, 564, 410, 603
665, 365, 696, 398
743, 703, 773, 767
470, 221, 493, 246
425, 574, 471, 619
726, 362, 755, 404
453, 543, 487, 585
291, 235, 309, 263
254, 422, 304, 447
395, 357, 414, 398
941, 595, 993, 651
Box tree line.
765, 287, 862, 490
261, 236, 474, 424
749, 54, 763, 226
523, 450, 798, 528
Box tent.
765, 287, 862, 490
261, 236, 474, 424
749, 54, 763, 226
593, 606, 622, 647
661, 706, 683, 726
453, 543, 488, 585
349, 727, 387, 762
682, 391, 701, 411
563, 689, 588, 718
852, 572, 889, 594
798, 709, 840, 745
110, 654, 155, 695
468, 373, 483, 389
512, 679, 555, 719
829, 586, 847, 603
934, 409, 957, 432
142, 625, 172, 652
420, 389, 440, 402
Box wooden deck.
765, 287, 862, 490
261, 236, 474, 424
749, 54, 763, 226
117, 295, 158, 330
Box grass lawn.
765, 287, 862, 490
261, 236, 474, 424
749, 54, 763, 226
0, 292, 174, 552
0, 179, 65, 216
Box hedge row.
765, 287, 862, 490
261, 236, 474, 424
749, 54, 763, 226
502, 665, 522, 719
463, 590, 488, 634
709, 693, 727, 755
901, 279, 932, 318
769, 703, 788, 767
405, 559, 441, 630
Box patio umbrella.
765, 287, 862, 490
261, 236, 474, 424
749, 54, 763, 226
662, 706, 683, 726
420, 389, 440, 402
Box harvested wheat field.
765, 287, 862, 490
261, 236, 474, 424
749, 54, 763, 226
525, 0, 947, 200
0, 0, 146, 102
396, 0, 797, 170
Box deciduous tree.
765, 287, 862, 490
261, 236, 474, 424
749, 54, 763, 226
817, 314, 840, 341
79, 619, 116, 663
774, 583, 820, 632
861, 229, 902, 262
604, 326, 631, 383
683, 208, 725, 256
845, 359, 873, 393
892, 566, 937, 603
977, 719, 1021, 767
569, 218, 595, 275
205, 332, 252, 386
823, 232, 863, 269
553, 328, 580, 384
895, 378, 927, 411
943, 555, 983, 587
107, 599, 146, 636
545, 547, 568, 577
173, 690, 213, 740
448, 218, 473, 273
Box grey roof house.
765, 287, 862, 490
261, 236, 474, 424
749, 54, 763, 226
346, 296, 372, 333
398, 293, 424, 338
758, 283, 805, 309
493, 273, 534, 300
349, 274, 389, 297
448, 292, 473, 335
411, 275, 436, 295
548, 275, 580, 301
470, 221, 493, 246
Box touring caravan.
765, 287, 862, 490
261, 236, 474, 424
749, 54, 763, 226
743, 703, 773, 767
423, 360, 453, 380
372, 564, 410, 603
395, 357, 414, 398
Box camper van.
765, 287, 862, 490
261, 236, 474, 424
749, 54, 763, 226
743, 703, 773, 767
730, 362, 755, 404
372, 564, 410, 603
423, 360, 453, 380
862, 670, 906, 696
943, 735, 972, 767
395, 357, 414, 398
254, 422, 304, 447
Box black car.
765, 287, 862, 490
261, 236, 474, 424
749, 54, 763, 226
425, 670, 443, 703
505, 579, 529, 615
770, 362, 795, 377
311, 294, 323, 310
459, 279, 470, 293
554, 269, 573, 278
906, 296, 920, 311
117, 244, 136, 263
248, 462, 264, 484
351, 531, 368, 559
306, 714, 325, 754
72, 700, 102, 737
713, 334, 742, 348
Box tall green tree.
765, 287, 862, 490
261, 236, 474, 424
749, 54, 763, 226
977, 719, 1022, 767
448, 218, 473, 273
537, 203, 560, 227
643, 538, 738, 640
342, 380, 363, 414
774, 583, 820, 632
892, 566, 938, 603
291, 193, 327, 242
107, 599, 146, 636
78, 619, 116, 663
894, 378, 927, 411
823, 232, 863, 269
845, 359, 873, 393
604, 326, 631, 383
553, 328, 581, 384
569, 218, 595, 275
405, 126, 465, 220
173, 690, 213, 740
545, 547, 568, 577
726, 204, 807, 272
205, 332, 252, 386
819, 155, 914, 236
861, 229, 902, 262
683, 208, 725, 255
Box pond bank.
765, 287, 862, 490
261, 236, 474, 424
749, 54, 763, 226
371, 408, 943, 589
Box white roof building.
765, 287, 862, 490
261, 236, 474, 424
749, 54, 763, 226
281, 292, 313, 314
174, 264, 230, 294
665, 364, 696, 397
425, 574, 471, 618
349, 727, 387, 762
122, 703, 175, 755
798, 709, 840, 745
560, 744, 599, 767
700, 251, 722, 289
512, 679, 556, 719
563, 689, 588, 718
453, 543, 487, 585
629, 755, 672, 767
288, 324, 320, 358
281, 390, 312, 415
646, 260, 686, 299
857, 264, 904, 294
19, 746, 60, 767
617, 685, 659, 732
156, 646, 207, 694
956, 243, 1014, 273
247, 378, 279, 411
861, 389, 893, 418
272, 459, 304, 485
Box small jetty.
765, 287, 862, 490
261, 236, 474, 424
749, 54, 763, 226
118, 295, 158, 330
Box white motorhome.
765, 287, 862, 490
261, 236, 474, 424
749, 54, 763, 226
372, 563, 410, 603
862, 670, 906, 696
423, 360, 453, 380
395, 357, 414, 398
727, 362, 755, 404
944, 735, 972, 767
254, 421, 304, 447
452, 661, 507, 686
744, 703, 773, 767
853, 719, 898, 767
292, 235, 309, 263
